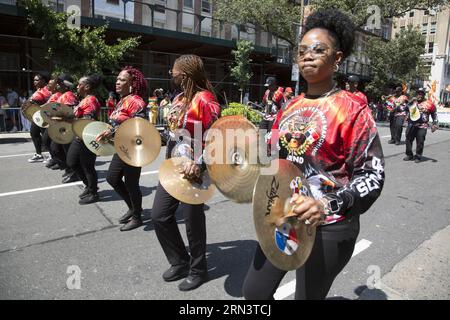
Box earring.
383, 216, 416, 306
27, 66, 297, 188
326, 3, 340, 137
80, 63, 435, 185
129, 86, 133, 93
334, 64, 340, 72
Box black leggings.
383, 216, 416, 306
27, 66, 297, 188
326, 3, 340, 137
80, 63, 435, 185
151, 182, 207, 275
106, 154, 142, 217
388, 112, 395, 141
243, 216, 360, 300
405, 126, 427, 157
66, 138, 98, 192
30, 123, 48, 154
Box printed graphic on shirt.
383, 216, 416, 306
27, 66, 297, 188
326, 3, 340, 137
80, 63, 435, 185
278, 106, 327, 159
274, 223, 299, 256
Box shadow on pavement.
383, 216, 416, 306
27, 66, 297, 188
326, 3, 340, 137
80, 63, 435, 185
98, 185, 158, 203
354, 285, 388, 300
0, 137, 31, 144
205, 239, 258, 298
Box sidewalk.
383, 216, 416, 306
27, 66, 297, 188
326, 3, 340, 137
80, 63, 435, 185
359, 225, 450, 300
0, 132, 30, 139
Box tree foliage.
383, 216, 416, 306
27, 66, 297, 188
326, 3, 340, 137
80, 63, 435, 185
311, 0, 450, 27
365, 26, 427, 98
20, 0, 140, 79
230, 40, 254, 103
212, 0, 302, 46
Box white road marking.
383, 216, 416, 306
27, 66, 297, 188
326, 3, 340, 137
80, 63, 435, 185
0, 152, 49, 159
0, 170, 159, 198
381, 135, 391, 138
273, 239, 373, 300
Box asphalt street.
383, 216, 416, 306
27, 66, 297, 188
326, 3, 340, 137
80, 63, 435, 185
0, 123, 449, 300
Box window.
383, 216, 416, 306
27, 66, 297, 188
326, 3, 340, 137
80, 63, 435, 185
424, 10, 429, 15
428, 42, 434, 54
202, 0, 211, 14
430, 22, 436, 34
422, 23, 428, 35
400, 26, 405, 32
48, 0, 64, 12
409, 11, 414, 17
184, 0, 194, 9
106, 0, 120, 4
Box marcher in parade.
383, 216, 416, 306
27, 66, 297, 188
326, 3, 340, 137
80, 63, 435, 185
404, 88, 438, 163
66, 75, 102, 204
151, 54, 221, 292
346, 75, 368, 105
97, 66, 147, 232
260, 76, 285, 133
387, 85, 409, 145
242, 8, 385, 300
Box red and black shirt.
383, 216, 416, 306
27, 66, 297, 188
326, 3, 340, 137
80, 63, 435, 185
271, 90, 385, 225
262, 87, 285, 121
167, 90, 221, 161
74, 95, 101, 120
57, 91, 79, 107
47, 92, 62, 103
109, 94, 146, 133
30, 86, 52, 106
407, 99, 438, 129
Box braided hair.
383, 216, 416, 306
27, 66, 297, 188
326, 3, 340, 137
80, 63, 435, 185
122, 66, 148, 99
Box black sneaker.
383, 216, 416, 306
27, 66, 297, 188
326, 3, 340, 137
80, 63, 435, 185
78, 193, 99, 205
387, 139, 395, 144
45, 159, 57, 168
403, 156, 414, 161
50, 163, 62, 170
62, 174, 79, 184
162, 264, 189, 282
178, 273, 208, 291
414, 156, 422, 163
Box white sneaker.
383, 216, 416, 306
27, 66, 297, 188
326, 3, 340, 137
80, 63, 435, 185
28, 153, 44, 163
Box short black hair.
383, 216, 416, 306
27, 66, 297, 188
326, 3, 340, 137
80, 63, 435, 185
302, 8, 355, 59
82, 74, 102, 90
35, 72, 50, 83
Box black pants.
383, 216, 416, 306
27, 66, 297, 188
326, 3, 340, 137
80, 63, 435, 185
50, 141, 70, 167
66, 138, 98, 192
151, 182, 207, 275
242, 216, 360, 300
30, 123, 47, 154
394, 116, 405, 143
106, 154, 142, 217
388, 112, 395, 141
406, 126, 427, 158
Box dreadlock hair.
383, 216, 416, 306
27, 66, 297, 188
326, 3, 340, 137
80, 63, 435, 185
173, 54, 215, 104
302, 8, 355, 60
122, 66, 148, 99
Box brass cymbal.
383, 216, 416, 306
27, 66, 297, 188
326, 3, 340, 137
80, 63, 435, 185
24, 103, 41, 122
48, 121, 74, 144
32, 110, 50, 128
252, 159, 316, 271
159, 157, 215, 205
72, 118, 94, 139
114, 118, 161, 167
41, 102, 73, 124
82, 121, 116, 156
204, 115, 260, 203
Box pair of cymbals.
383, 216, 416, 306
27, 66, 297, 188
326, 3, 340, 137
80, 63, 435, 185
48, 121, 74, 144
159, 157, 215, 205
32, 110, 50, 128
22, 101, 40, 122
82, 121, 116, 156
40, 102, 73, 124
114, 118, 161, 167
252, 159, 316, 271
204, 115, 261, 203
72, 118, 94, 139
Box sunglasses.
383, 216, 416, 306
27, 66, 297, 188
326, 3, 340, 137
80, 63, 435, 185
298, 42, 333, 60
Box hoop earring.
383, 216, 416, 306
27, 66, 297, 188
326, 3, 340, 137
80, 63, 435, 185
129, 86, 133, 93
334, 64, 340, 73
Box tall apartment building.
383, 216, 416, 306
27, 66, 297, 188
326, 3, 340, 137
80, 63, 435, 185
0, 0, 293, 102
391, 6, 450, 103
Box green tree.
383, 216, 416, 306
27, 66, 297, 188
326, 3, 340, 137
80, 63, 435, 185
365, 26, 427, 98
230, 40, 254, 103
311, 0, 450, 27
20, 0, 140, 80
212, 0, 302, 46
